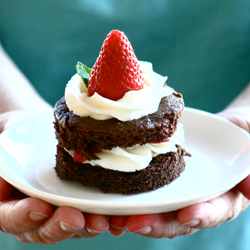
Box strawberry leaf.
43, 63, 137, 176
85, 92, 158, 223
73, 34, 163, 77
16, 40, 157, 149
76, 61, 91, 88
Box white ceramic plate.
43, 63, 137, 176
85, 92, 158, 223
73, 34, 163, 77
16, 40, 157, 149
0, 108, 250, 215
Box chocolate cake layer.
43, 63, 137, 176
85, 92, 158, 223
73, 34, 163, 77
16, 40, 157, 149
54, 92, 184, 161
55, 144, 190, 194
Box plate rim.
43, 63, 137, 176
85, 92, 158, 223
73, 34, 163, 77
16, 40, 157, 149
0, 107, 250, 214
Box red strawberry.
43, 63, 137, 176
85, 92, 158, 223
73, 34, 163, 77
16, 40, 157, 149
88, 30, 144, 101
151, 138, 170, 143
73, 150, 84, 163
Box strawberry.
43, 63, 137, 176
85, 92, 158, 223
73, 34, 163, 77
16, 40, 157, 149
73, 148, 102, 163
88, 30, 144, 101
151, 138, 170, 143
73, 150, 84, 163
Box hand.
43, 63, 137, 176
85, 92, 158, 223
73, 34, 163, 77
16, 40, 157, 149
0, 178, 109, 243
109, 106, 250, 239
218, 106, 250, 132
0, 111, 109, 243
0, 110, 32, 133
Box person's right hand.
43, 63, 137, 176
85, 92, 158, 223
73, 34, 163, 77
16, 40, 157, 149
0, 111, 110, 244
109, 106, 250, 239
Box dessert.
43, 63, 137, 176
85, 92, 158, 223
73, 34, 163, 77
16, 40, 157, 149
54, 30, 190, 194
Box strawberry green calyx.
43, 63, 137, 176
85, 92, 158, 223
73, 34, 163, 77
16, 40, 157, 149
76, 61, 91, 88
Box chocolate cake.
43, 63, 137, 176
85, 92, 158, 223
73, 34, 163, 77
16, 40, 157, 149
53, 30, 190, 194
54, 92, 190, 194
54, 92, 183, 161
55, 144, 188, 194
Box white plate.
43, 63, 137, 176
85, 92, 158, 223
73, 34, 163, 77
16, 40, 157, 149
0, 108, 250, 215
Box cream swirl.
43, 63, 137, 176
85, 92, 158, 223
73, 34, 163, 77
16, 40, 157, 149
66, 123, 184, 172
65, 61, 173, 121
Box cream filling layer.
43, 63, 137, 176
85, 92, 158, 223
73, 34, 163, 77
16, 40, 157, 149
66, 123, 184, 172
65, 61, 173, 122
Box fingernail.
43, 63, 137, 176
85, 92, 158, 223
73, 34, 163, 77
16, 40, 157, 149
60, 221, 81, 232
29, 212, 49, 221
86, 227, 104, 234
108, 228, 127, 237
116, 229, 126, 237
133, 226, 152, 235
110, 225, 126, 230
181, 219, 200, 227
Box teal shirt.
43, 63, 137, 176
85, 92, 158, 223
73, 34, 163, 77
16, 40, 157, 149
1, 0, 250, 112
1, 1, 250, 249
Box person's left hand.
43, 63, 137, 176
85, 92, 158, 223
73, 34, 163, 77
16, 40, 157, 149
0, 111, 110, 244
0, 177, 110, 243
109, 107, 250, 238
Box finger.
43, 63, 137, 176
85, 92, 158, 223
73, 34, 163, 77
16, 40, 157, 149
0, 177, 15, 200
84, 213, 109, 235
0, 122, 5, 133
73, 227, 108, 239
109, 215, 128, 236
72, 227, 100, 238
16, 206, 85, 244
126, 212, 197, 239
108, 225, 126, 237
0, 116, 7, 133
0, 197, 53, 234
218, 108, 250, 132
237, 175, 250, 199
177, 188, 250, 229
0, 111, 31, 133
109, 215, 129, 229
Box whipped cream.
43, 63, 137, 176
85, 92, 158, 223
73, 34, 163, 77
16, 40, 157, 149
65, 61, 173, 122
66, 123, 184, 172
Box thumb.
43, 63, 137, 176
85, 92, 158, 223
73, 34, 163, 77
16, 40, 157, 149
177, 188, 249, 229
237, 175, 250, 200
0, 177, 15, 201
0, 110, 32, 133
